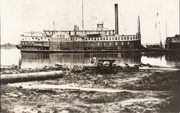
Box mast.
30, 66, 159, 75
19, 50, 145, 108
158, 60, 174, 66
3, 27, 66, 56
158, 17, 162, 47
159, 27, 162, 47
166, 17, 167, 38
53, 21, 55, 30
82, 0, 84, 30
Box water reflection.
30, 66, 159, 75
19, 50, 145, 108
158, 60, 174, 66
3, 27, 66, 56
1, 49, 21, 66
20, 52, 180, 68
21, 52, 141, 68
165, 53, 180, 66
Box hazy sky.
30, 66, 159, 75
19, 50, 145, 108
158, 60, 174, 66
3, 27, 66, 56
1, 0, 179, 44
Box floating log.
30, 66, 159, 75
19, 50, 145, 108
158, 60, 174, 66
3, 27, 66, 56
1, 71, 64, 84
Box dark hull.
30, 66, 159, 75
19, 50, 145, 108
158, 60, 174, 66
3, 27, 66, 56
144, 47, 180, 53
20, 48, 179, 53
21, 49, 144, 53
165, 42, 180, 50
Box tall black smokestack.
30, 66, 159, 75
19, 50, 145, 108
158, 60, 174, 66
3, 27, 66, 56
115, 4, 119, 35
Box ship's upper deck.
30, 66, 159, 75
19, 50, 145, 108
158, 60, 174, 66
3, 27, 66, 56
20, 29, 141, 42
43, 29, 115, 37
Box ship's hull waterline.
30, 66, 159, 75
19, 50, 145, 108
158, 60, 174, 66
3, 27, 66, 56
19, 39, 143, 53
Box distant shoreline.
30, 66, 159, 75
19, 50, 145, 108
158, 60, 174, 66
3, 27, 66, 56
1, 43, 17, 49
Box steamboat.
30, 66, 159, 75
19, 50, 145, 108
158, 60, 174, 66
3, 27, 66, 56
17, 4, 143, 52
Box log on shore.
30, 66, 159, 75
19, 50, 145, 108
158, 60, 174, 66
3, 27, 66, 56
1, 71, 65, 84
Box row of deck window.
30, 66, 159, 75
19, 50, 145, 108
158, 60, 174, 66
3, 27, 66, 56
22, 41, 132, 46
22, 37, 50, 41
52, 36, 138, 41
90, 42, 129, 45
86, 36, 138, 41
22, 36, 138, 42
63, 31, 114, 35
52, 38, 70, 41
21, 42, 43, 45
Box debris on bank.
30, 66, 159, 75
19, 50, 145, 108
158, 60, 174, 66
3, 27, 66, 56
1, 66, 180, 112
1, 60, 178, 76
52, 70, 180, 90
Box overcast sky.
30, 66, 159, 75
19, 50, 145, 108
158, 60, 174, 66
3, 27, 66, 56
1, 0, 179, 44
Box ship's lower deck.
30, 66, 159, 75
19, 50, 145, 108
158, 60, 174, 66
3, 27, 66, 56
20, 40, 142, 52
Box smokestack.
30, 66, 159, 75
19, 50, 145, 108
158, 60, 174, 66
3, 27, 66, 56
74, 25, 78, 35
115, 4, 119, 35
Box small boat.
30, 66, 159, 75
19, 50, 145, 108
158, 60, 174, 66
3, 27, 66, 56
16, 44, 21, 49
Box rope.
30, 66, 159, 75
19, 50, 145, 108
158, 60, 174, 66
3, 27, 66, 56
120, 20, 136, 31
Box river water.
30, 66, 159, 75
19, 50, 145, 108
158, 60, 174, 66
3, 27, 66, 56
1, 48, 180, 69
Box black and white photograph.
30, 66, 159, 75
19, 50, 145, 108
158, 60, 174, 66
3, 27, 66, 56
1, 0, 180, 112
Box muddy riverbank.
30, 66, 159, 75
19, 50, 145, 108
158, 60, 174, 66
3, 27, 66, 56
1, 69, 180, 113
